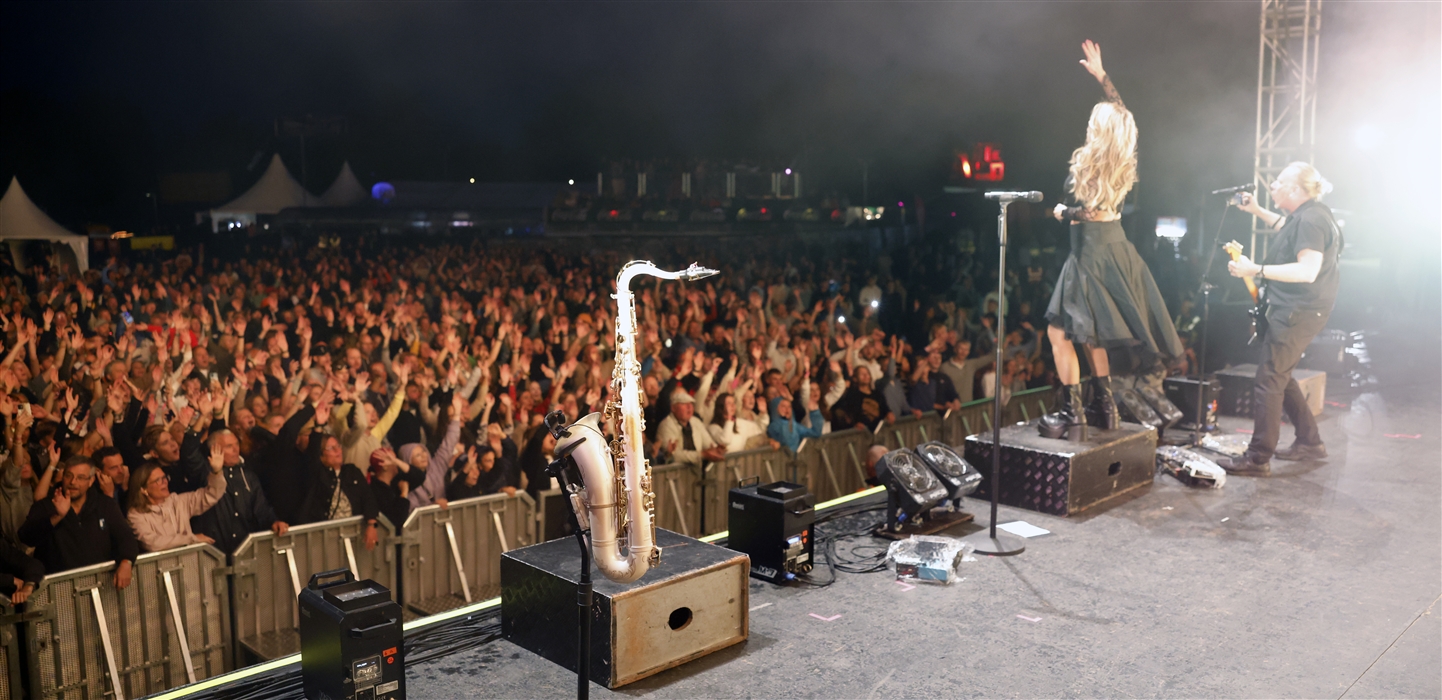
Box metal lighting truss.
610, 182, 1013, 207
1252, 0, 1322, 257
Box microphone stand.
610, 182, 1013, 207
545, 412, 592, 700
1188, 202, 1230, 444
960, 193, 1028, 557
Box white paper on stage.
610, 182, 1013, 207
997, 521, 1051, 538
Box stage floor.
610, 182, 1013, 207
411, 376, 1440, 697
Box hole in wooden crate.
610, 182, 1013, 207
1108, 461, 1122, 476
667, 606, 693, 631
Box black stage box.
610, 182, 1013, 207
1164, 376, 1222, 430
501, 528, 748, 688
298, 571, 405, 700
966, 422, 1157, 517
1215, 363, 1326, 418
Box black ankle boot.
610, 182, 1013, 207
1087, 376, 1121, 430
1038, 384, 1087, 440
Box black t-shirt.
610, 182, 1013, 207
1263, 199, 1342, 312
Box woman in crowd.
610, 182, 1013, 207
707, 393, 770, 453
126, 444, 226, 552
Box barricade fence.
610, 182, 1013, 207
22, 543, 230, 700
398, 492, 536, 618
230, 515, 397, 662
0, 600, 22, 700
0, 390, 1054, 698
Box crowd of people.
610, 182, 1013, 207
0, 231, 1136, 600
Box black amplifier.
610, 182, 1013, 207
299, 570, 405, 700
727, 479, 815, 583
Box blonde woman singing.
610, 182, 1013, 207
1039, 40, 1183, 440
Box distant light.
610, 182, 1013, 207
760, 207, 767, 214
610, 209, 619, 216
898, 201, 905, 207
263, 224, 269, 230
1155, 216, 1188, 239
837, 315, 846, 324
870, 300, 879, 309
371, 182, 395, 201
1354, 124, 1384, 151
785, 168, 792, 175
469, 177, 475, 183
568, 179, 575, 185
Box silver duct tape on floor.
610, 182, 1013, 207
230, 516, 397, 662
398, 492, 536, 618
21, 543, 231, 700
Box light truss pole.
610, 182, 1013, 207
1252, 0, 1322, 258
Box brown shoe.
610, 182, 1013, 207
1275, 442, 1327, 461
1217, 453, 1271, 476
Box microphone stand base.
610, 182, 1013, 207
960, 530, 1027, 557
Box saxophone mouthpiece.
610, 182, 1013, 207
682, 263, 719, 281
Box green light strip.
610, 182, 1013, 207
161, 485, 886, 697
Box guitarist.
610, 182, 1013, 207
1222, 162, 1343, 475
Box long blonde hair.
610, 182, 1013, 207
1068, 101, 1138, 214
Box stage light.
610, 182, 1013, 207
785, 168, 792, 175
1354, 123, 1384, 151
870, 300, 878, 309
1155, 217, 1187, 239
898, 201, 904, 208
913, 441, 981, 500
876, 448, 949, 522
951, 212, 956, 217
568, 179, 575, 185
469, 177, 475, 183
837, 315, 845, 323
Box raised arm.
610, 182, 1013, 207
1080, 39, 1124, 110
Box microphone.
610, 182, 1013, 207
1210, 183, 1256, 196
984, 191, 1043, 202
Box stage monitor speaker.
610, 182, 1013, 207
913, 441, 982, 499
876, 448, 949, 517
1163, 376, 1221, 431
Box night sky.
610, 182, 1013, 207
1, 1, 1437, 256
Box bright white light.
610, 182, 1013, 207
1155, 216, 1188, 239
870, 300, 879, 308
568, 179, 575, 185
785, 168, 792, 175
469, 177, 476, 183
837, 315, 846, 323
1354, 124, 1384, 151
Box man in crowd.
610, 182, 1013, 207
19, 457, 138, 590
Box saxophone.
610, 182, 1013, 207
554, 260, 718, 583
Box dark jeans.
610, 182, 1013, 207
1248, 305, 1329, 459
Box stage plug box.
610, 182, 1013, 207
298, 571, 405, 700
727, 480, 816, 583
501, 528, 748, 688
1215, 363, 1326, 418
968, 422, 1157, 517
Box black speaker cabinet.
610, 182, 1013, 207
1215, 363, 1326, 418
1164, 376, 1222, 430
966, 422, 1157, 517
500, 528, 748, 688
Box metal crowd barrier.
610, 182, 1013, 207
230, 516, 396, 662
0, 599, 19, 700
398, 492, 535, 617
22, 543, 230, 700
796, 427, 875, 503
650, 462, 704, 537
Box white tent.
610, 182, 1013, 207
321, 161, 368, 207
0, 177, 89, 272
209, 154, 321, 231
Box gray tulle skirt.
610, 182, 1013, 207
1045, 220, 1183, 359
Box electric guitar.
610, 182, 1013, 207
1223, 240, 1268, 344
